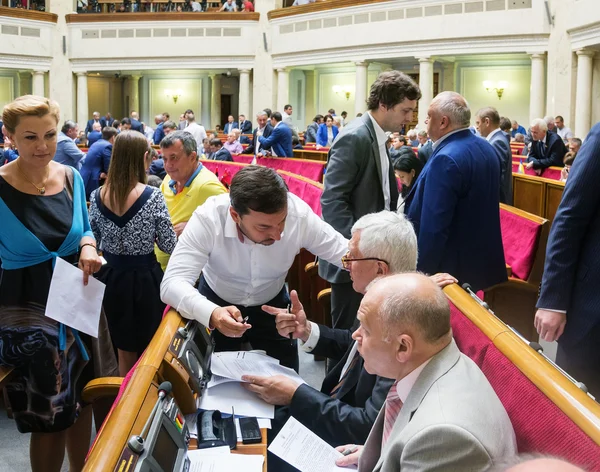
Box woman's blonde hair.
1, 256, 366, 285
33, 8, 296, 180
102, 131, 149, 214
2, 95, 60, 134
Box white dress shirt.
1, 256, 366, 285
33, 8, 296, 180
432, 127, 468, 151
282, 111, 293, 127
486, 127, 504, 142
367, 113, 391, 210
161, 193, 348, 327
301, 322, 358, 380
557, 126, 573, 141
184, 122, 207, 148
395, 358, 432, 402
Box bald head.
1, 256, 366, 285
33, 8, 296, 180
427, 91, 471, 141
353, 273, 451, 379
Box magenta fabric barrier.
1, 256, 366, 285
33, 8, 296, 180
277, 173, 322, 216
450, 301, 600, 469
541, 167, 562, 181
200, 160, 245, 183
232, 155, 326, 182
499, 208, 542, 280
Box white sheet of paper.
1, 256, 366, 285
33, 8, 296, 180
187, 446, 230, 457
187, 452, 263, 472
198, 382, 274, 419
269, 417, 357, 472
235, 418, 271, 441
45, 257, 105, 338
211, 352, 305, 385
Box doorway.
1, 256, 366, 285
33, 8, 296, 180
220, 94, 232, 128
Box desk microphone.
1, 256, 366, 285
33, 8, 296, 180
127, 381, 172, 454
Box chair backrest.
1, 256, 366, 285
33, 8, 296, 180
445, 284, 600, 470
233, 155, 326, 182
499, 204, 549, 284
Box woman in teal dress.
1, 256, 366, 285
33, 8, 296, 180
0, 95, 109, 472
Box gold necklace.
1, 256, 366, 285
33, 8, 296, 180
16, 160, 49, 195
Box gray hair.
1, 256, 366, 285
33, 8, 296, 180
351, 211, 418, 274
544, 115, 554, 126
406, 129, 417, 139
155, 114, 164, 121
417, 130, 428, 138
376, 274, 451, 343
61, 120, 78, 134
256, 111, 268, 119
431, 91, 471, 128
160, 130, 198, 157
531, 118, 547, 132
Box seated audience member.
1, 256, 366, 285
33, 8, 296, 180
120, 117, 132, 131
161, 167, 348, 370
223, 129, 244, 155
526, 118, 567, 171
488, 454, 586, 472
390, 135, 414, 161
54, 120, 86, 169
1, 138, 19, 165
85, 111, 106, 135
156, 131, 227, 269
153, 114, 165, 145
219, 0, 237, 10
184, 113, 207, 152
514, 133, 526, 143
201, 137, 214, 159
215, 124, 223, 134
545, 115, 557, 134
511, 119, 526, 138
143, 122, 154, 141
162, 120, 178, 136
569, 137, 582, 155
147, 175, 163, 188
223, 115, 238, 134
80, 126, 118, 200
245, 111, 273, 156
149, 148, 167, 181
75, 130, 87, 147
475, 107, 512, 205
417, 130, 433, 164
292, 135, 303, 150
555, 115, 573, 142
394, 155, 423, 201
500, 116, 512, 144
89, 131, 177, 376
335, 273, 517, 471
258, 112, 293, 157
316, 114, 339, 148
87, 122, 102, 147
560, 152, 576, 182
241, 0, 254, 11
292, 0, 315, 5
209, 138, 233, 161
304, 114, 323, 144
406, 129, 419, 147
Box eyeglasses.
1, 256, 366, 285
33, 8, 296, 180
341, 251, 389, 269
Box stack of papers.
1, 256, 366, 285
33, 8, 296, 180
187, 447, 264, 472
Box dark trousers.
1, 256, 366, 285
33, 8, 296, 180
198, 277, 298, 371
556, 321, 600, 399
330, 282, 363, 330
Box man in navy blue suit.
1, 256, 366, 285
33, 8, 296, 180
526, 118, 566, 172
535, 122, 600, 397
130, 111, 144, 134
258, 112, 293, 158
209, 138, 233, 161
223, 115, 239, 134
475, 107, 512, 205
238, 114, 252, 134
85, 111, 106, 136
80, 126, 117, 200
86, 122, 103, 147
404, 91, 506, 291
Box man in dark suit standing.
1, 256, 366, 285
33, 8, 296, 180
405, 92, 506, 292
238, 114, 252, 134
416, 130, 433, 164
258, 112, 293, 158
304, 114, 323, 144
130, 111, 144, 134
535, 122, 600, 397
85, 111, 107, 136
244, 111, 273, 156
475, 107, 513, 205
526, 118, 567, 172
319, 71, 420, 330
80, 126, 117, 200
86, 122, 103, 147
223, 115, 239, 134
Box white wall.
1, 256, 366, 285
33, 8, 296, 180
147, 78, 203, 125
458, 64, 531, 128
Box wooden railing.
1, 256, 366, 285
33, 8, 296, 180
268, 0, 389, 20
65, 11, 259, 22
0, 5, 57, 21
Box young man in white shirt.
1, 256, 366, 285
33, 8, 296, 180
161, 166, 348, 370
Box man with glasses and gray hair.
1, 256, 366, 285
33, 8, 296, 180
404, 91, 506, 292
241, 211, 456, 471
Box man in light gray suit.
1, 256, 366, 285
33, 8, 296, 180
319, 71, 421, 331
476, 107, 513, 205
336, 273, 517, 471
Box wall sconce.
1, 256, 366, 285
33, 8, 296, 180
332, 85, 353, 100
165, 88, 183, 104
483, 80, 508, 100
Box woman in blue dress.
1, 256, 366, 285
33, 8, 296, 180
0, 95, 114, 471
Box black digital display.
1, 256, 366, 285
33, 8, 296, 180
193, 324, 210, 353
152, 425, 179, 472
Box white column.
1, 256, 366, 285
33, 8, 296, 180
529, 53, 546, 124
417, 56, 434, 128
276, 68, 289, 112
128, 75, 141, 115
210, 74, 222, 130
354, 61, 368, 116
32, 70, 45, 97
574, 49, 595, 140
238, 69, 251, 117
201, 76, 211, 129
48, 0, 74, 119
442, 62, 456, 92
76, 72, 88, 128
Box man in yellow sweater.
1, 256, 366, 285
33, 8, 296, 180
157, 131, 227, 270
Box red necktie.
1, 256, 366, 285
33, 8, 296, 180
382, 381, 403, 447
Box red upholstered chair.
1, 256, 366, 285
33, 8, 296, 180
484, 204, 549, 340
447, 285, 600, 470
231, 155, 326, 182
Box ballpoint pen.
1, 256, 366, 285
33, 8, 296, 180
341, 445, 359, 456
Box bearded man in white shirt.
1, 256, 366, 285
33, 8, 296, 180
161, 166, 348, 370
